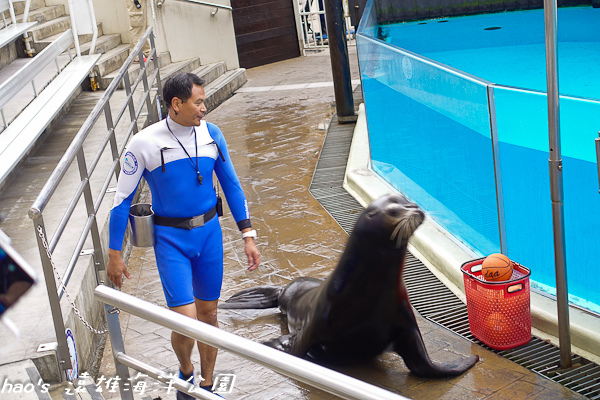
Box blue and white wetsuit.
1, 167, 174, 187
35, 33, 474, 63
109, 115, 251, 306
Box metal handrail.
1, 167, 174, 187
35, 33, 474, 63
95, 285, 410, 400
177, 0, 232, 11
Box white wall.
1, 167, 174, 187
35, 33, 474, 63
45, 0, 239, 69
151, 0, 239, 68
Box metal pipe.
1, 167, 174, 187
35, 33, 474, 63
95, 285, 409, 400
7, 0, 16, 24
21, 0, 32, 23
177, 0, 232, 11
324, 0, 356, 122
85, 0, 98, 55
543, 0, 571, 369
67, 0, 81, 57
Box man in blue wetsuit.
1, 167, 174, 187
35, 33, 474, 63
107, 72, 260, 398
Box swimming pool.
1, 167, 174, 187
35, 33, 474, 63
356, 1, 600, 313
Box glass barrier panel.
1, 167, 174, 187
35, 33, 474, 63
357, 33, 499, 255
356, 0, 378, 38
493, 85, 600, 313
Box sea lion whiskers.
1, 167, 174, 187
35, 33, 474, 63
390, 210, 424, 248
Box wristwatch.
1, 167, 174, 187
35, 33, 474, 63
241, 229, 257, 239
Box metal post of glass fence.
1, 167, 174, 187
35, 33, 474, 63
487, 86, 507, 254
543, 0, 571, 369
595, 132, 600, 194
95, 285, 410, 400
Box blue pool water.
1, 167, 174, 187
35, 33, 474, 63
382, 7, 600, 99
359, 6, 600, 313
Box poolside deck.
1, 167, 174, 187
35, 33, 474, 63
0, 45, 588, 399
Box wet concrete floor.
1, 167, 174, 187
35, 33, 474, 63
96, 48, 585, 400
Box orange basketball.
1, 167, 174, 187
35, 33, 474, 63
482, 253, 513, 281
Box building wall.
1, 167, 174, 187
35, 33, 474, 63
45, 0, 240, 69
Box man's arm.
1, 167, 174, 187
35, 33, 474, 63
241, 228, 260, 270
106, 248, 131, 288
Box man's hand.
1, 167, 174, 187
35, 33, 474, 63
243, 238, 260, 271
106, 249, 131, 288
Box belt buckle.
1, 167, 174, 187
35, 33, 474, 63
188, 215, 204, 229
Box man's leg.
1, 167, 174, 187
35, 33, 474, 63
195, 298, 219, 388
169, 303, 197, 378
125, 0, 150, 59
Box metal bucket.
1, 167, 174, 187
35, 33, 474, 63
129, 203, 155, 247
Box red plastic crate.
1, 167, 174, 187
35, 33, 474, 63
461, 258, 532, 350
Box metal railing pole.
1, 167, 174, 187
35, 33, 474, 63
32, 218, 72, 376
104, 305, 134, 400
95, 285, 410, 400
137, 51, 155, 124
75, 148, 105, 279
149, 32, 163, 122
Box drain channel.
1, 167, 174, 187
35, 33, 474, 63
309, 105, 600, 399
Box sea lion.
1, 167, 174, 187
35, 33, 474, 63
220, 194, 479, 378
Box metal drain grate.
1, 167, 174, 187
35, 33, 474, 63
309, 100, 600, 399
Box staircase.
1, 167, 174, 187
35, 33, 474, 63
11, 0, 246, 101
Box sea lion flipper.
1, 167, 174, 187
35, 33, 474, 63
392, 325, 479, 378
262, 332, 297, 353
219, 286, 283, 309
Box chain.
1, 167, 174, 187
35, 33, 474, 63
37, 225, 108, 335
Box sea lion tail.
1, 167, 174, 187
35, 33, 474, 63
219, 286, 283, 309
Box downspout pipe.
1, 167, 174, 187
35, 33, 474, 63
324, 0, 356, 123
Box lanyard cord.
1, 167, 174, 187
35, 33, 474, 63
165, 118, 202, 184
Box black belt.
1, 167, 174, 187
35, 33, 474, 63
154, 206, 217, 230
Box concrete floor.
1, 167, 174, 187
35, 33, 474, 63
92, 47, 586, 400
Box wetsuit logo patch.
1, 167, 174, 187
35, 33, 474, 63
123, 152, 138, 175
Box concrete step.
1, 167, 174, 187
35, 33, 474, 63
12, 0, 46, 15
79, 33, 121, 56
191, 61, 227, 86
26, 15, 70, 42
204, 68, 247, 112
157, 57, 202, 87
93, 43, 130, 77
98, 51, 173, 90
17, 4, 66, 25
33, 22, 105, 54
